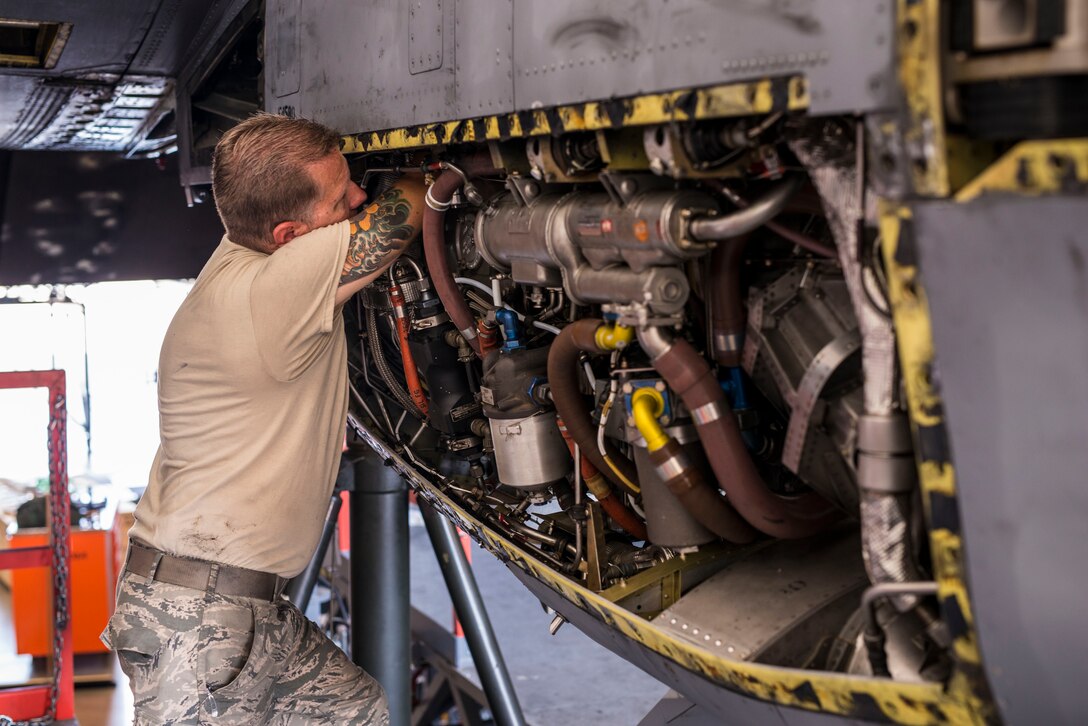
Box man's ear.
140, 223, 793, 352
271, 221, 306, 249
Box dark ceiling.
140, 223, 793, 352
0, 150, 223, 284
0, 0, 240, 154
0, 0, 252, 284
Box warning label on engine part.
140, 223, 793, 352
478, 387, 495, 406
451, 401, 482, 421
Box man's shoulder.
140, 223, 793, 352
283, 219, 349, 253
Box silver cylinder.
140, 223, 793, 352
489, 412, 571, 489
632, 442, 716, 550
564, 190, 718, 271
475, 191, 706, 314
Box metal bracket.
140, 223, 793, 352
504, 174, 557, 207
585, 502, 607, 592
598, 170, 672, 208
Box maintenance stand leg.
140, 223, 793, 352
418, 501, 527, 726
285, 489, 344, 612
350, 448, 411, 726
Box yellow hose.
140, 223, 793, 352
631, 388, 669, 453
599, 392, 641, 494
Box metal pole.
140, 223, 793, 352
285, 493, 343, 611
350, 447, 410, 726
418, 500, 526, 726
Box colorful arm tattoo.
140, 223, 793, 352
340, 188, 416, 285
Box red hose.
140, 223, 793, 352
389, 283, 428, 415
651, 335, 840, 538
558, 417, 648, 541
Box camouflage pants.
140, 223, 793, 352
101, 570, 388, 725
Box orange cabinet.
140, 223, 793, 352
9, 502, 124, 657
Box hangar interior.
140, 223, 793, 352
1, 1, 1087, 725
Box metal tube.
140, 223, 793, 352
861, 581, 939, 678
350, 448, 410, 726
285, 493, 343, 612
688, 175, 804, 241
418, 501, 526, 726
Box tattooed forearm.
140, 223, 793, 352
341, 189, 416, 284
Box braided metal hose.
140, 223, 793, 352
366, 305, 422, 417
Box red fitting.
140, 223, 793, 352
477, 319, 500, 355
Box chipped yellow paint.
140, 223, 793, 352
955, 139, 1088, 203
599, 544, 727, 609
413, 467, 979, 724
896, 0, 950, 197
879, 202, 984, 680
340, 78, 809, 154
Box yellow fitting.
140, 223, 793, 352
583, 472, 611, 499
631, 387, 669, 453
595, 323, 634, 351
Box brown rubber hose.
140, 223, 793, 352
649, 440, 756, 544
710, 234, 751, 368
649, 333, 840, 539
421, 156, 496, 358
547, 319, 640, 495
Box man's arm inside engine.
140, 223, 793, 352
335, 176, 425, 305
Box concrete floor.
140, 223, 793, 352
1, 507, 669, 724
408, 508, 670, 724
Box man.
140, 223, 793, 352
101, 113, 424, 724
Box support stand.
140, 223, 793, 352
418, 501, 527, 726
291, 442, 525, 726
349, 447, 411, 726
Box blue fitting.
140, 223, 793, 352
720, 367, 762, 452
495, 308, 523, 351
721, 367, 750, 410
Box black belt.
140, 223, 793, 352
126, 540, 284, 601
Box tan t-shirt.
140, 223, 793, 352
129, 221, 350, 578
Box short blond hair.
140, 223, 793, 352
211, 113, 341, 250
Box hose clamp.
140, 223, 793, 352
713, 332, 744, 355
691, 401, 724, 425
459, 325, 478, 340
655, 453, 686, 481
425, 186, 451, 212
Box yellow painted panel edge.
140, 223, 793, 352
879, 201, 996, 722
955, 139, 1088, 203
340, 78, 807, 154
417, 473, 976, 724
896, 0, 950, 197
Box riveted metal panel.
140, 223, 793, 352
271, 0, 301, 98
914, 195, 1088, 726
511, 0, 896, 116
453, 0, 515, 118
511, 568, 871, 726
655, 531, 865, 664
409, 0, 444, 75
284, 1, 457, 132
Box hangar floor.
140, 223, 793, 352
2, 504, 668, 725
